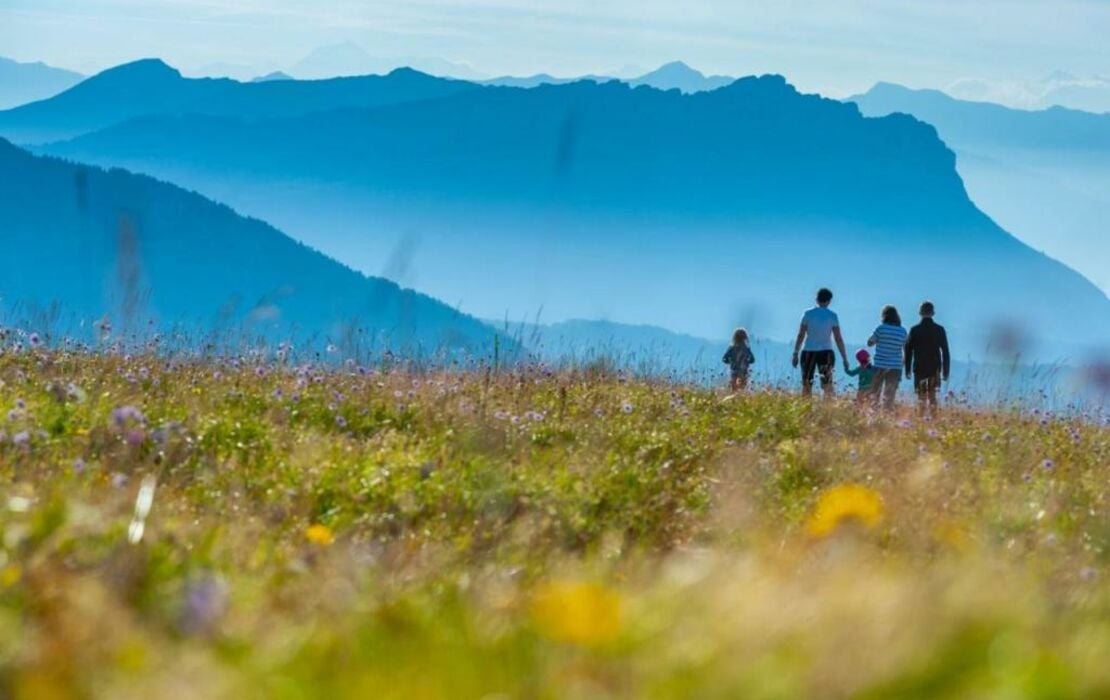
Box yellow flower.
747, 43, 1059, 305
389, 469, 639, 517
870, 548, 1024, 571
305, 524, 335, 546
531, 581, 621, 646
0, 563, 22, 588
806, 484, 883, 538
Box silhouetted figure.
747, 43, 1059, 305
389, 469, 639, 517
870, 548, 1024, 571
722, 327, 755, 391
867, 304, 907, 410
845, 348, 878, 404
792, 288, 849, 396
905, 301, 950, 415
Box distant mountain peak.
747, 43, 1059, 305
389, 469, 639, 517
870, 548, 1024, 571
92, 58, 182, 83
645, 61, 704, 79
252, 71, 293, 83
629, 61, 735, 93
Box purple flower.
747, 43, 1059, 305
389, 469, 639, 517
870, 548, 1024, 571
620, 400, 634, 414
335, 415, 348, 429
28, 333, 40, 347
1041, 459, 1055, 470
73, 457, 86, 474
12, 430, 30, 446
112, 405, 146, 428
179, 574, 229, 636
112, 473, 129, 488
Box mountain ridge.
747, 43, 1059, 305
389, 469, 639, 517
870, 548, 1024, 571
0, 59, 481, 145
852, 82, 1110, 292
0, 56, 85, 110
31, 70, 1110, 355
0, 137, 505, 355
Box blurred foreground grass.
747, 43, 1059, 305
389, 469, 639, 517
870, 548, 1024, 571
0, 350, 1107, 699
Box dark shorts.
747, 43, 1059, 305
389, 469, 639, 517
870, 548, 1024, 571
915, 374, 941, 403
800, 350, 835, 387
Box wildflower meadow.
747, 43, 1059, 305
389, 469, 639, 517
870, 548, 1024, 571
0, 346, 1107, 698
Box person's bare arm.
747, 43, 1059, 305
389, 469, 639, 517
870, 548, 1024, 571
792, 322, 806, 367
832, 325, 849, 369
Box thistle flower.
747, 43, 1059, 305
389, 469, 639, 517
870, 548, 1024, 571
112, 405, 146, 428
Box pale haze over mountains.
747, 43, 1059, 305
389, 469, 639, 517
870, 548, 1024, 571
6, 59, 1106, 361
946, 72, 1110, 114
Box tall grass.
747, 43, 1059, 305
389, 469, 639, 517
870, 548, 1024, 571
0, 346, 1107, 698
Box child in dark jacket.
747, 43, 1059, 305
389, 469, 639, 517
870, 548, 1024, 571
845, 348, 878, 404
723, 328, 756, 391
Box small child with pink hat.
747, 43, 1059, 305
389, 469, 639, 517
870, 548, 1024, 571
845, 349, 878, 404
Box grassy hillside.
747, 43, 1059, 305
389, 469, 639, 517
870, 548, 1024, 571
0, 348, 1107, 698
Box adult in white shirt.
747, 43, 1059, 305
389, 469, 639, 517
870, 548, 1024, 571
791, 287, 850, 396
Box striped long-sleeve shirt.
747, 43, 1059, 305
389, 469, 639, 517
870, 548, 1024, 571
869, 323, 908, 370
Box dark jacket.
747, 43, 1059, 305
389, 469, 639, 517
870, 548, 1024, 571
723, 343, 755, 374
905, 317, 950, 379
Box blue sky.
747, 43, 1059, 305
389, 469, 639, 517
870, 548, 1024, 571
2, 0, 1109, 96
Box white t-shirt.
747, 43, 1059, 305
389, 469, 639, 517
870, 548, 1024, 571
801, 306, 839, 352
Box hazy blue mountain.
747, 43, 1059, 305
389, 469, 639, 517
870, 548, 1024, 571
0, 59, 479, 144
498, 318, 792, 381
252, 71, 293, 83
628, 62, 735, 93
289, 42, 482, 80
0, 138, 503, 355
35, 73, 1110, 359
481, 62, 731, 93
481, 73, 615, 89
852, 82, 1110, 292
0, 57, 84, 110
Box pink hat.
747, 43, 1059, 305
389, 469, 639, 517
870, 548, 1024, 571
855, 348, 871, 364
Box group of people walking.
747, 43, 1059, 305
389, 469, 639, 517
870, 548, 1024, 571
723, 287, 951, 414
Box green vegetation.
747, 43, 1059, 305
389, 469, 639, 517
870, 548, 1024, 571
0, 350, 1107, 698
